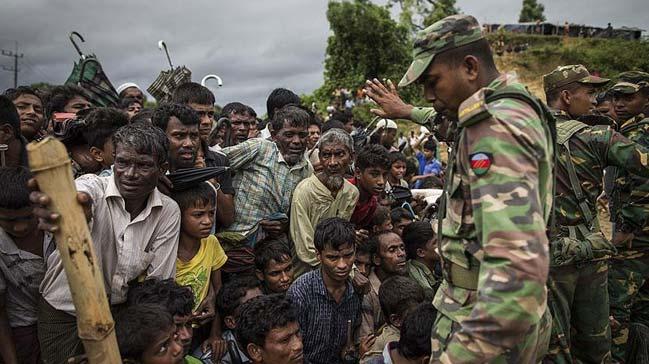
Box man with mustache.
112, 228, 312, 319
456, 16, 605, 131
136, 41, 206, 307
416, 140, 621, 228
152, 103, 201, 172
31, 123, 181, 363
365, 15, 554, 362
358, 231, 408, 339
290, 128, 359, 277
219, 102, 257, 147
220, 105, 312, 274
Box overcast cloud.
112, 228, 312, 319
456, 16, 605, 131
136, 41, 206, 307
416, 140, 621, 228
0, 0, 646, 114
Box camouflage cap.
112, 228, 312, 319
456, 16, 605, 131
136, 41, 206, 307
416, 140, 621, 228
398, 14, 483, 87
610, 81, 646, 95
610, 71, 649, 94
617, 71, 649, 85
542, 65, 609, 93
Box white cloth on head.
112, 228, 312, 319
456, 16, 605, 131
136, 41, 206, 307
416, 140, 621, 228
116, 82, 141, 94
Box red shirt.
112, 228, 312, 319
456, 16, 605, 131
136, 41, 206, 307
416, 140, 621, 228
348, 177, 378, 229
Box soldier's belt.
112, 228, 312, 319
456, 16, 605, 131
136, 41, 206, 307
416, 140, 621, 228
445, 261, 479, 290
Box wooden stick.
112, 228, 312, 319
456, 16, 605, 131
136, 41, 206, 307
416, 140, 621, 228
27, 137, 121, 363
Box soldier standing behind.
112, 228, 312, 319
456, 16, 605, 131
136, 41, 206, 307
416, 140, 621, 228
608, 72, 649, 362
367, 14, 554, 363
542, 65, 649, 364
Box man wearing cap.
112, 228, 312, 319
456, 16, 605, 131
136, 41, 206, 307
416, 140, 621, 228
542, 65, 649, 363
607, 71, 649, 361
367, 15, 553, 362
116, 82, 145, 104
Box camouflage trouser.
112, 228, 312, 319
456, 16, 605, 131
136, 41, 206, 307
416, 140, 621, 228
544, 260, 611, 364
609, 252, 649, 363
430, 308, 552, 363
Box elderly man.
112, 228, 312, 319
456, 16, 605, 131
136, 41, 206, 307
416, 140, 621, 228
220, 105, 312, 274
290, 128, 359, 276
31, 123, 181, 363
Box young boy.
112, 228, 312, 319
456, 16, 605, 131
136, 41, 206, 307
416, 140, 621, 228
412, 138, 443, 189
385, 152, 409, 191
235, 294, 304, 364
369, 206, 393, 236
171, 183, 228, 355
366, 302, 437, 364
82, 107, 129, 175
127, 278, 197, 362
402, 222, 441, 300
390, 207, 413, 237
360, 276, 425, 363
355, 242, 373, 278
115, 303, 184, 364
0, 167, 50, 364
254, 238, 294, 294
350, 144, 391, 230
214, 275, 264, 364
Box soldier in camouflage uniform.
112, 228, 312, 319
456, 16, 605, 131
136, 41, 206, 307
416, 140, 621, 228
395, 15, 554, 363
541, 65, 649, 364
608, 73, 649, 362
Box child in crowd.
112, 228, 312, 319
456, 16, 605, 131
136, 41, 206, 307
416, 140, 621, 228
171, 183, 228, 356
82, 107, 129, 176
369, 206, 393, 235
355, 241, 373, 278
115, 303, 184, 364
390, 207, 413, 237
0, 167, 49, 364
212, 275, 264, 364
385, 152, 409, 191
402, 222, 441, 300
127, 278, 199, 363
235, 294, 304, 364
254, 238, 294, 294
412, 138, 443, 189
350, 144, 391, 230
360, 276, 425, 362
366, 302, 437, 364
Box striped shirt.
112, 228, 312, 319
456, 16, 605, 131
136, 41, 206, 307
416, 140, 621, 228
287, 269, 361, 364
222, 138, 312, 239
40, 174, 180, 314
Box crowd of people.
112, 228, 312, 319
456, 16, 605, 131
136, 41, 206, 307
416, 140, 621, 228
0, 12, 648, 364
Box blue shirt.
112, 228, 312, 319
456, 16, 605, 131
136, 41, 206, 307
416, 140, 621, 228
287, 269, 361, 364
415, 152, 442, 188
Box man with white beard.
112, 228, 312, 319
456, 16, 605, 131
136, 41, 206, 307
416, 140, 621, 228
290, 128, 359, 277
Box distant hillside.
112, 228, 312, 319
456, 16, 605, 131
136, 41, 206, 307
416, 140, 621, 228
487, 33, 649, 100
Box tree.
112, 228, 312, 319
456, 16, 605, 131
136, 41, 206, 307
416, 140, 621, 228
315, 0, 416, 107
389, 0, 459, 30
518, 0, 546, 23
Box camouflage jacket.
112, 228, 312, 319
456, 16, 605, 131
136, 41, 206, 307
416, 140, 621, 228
614, 113, 649, 244
433, 73, 554, 362
553, 110, 649, 232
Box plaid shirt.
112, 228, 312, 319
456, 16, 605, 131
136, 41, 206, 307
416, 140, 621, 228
287, 269, 361, 364
222, 138, 312, 239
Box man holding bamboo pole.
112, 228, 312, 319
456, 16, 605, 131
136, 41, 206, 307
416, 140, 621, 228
30, 122, 182, 363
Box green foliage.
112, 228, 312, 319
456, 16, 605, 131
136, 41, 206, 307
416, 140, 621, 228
518, 0, 545, 22
388, 0, 458, 30
307, 0, 426, 122
486, 33, 649, 78
423, 0, 458, 27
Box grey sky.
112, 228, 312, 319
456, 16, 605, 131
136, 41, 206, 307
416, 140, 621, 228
0, 0, 646, 114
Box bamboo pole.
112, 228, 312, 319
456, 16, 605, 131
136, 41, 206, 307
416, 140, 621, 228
27, 137, 121, 363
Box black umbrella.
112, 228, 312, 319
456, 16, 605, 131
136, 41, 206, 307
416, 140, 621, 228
167, 167, 229, 192
64, 32, 119, 107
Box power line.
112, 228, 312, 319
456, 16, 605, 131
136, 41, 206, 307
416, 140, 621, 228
1, 41, 23, 88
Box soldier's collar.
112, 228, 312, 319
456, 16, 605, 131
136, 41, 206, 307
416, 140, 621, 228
549, 108, 572, 120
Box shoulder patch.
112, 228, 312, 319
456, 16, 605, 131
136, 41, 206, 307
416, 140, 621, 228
470, 152, 492, 176
458, 88, 491, 127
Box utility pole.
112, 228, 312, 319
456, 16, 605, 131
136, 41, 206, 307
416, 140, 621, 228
1, 41, 23, 88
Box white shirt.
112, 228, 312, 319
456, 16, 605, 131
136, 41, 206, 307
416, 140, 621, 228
40, 174, 181, 314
